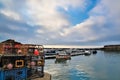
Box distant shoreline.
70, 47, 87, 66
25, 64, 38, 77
1, 39, 120, 51
43, 45, 103, 49
102, 45, 120, 51
44, 45, 120, 51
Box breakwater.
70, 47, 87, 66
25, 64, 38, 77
103, 45, 120, 51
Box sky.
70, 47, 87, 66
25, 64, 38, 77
0, 0, 120, 47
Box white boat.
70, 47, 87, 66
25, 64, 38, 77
71, 50, 84, 56
84, 50, 91, 56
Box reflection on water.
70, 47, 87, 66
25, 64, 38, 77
55, 59, 68, 64
45, 51, 120, 80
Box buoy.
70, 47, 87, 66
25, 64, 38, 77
7, 63, 13, 69
31, 61, 36, 66
34, 49, 39, 56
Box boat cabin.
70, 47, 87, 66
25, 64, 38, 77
56, 50, 71, 60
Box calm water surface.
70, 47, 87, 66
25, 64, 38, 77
45, 51, 120, 80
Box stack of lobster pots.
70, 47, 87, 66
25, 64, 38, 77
0, 39, 44, 80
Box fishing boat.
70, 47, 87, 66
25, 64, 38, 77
71, 50, 84, 56
44, 49, 56, 55
92, 50, 97, 54
56, 50, 71, 60
84, 50, 91, 56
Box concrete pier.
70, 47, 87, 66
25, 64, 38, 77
33, 73, 51, 80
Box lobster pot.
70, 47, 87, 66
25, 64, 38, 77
3, 68, 27, 80
20, 45, 29, 55
0, 55, 27, 80
0, 56, 26, 69
37, 56, 44, 77
27, 66, 44, 78
27, 56, 44, 79
37, 66, 44, 77
0, 42, 22, 54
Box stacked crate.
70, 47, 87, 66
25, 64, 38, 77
27, 45, 44, 79
0, 56, 27, 80
0, 39, 45, 80
3, 67, 27, 80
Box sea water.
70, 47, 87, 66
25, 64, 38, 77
45, 51, 120, 80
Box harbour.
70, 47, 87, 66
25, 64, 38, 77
45, 50, 120, 80
0, 39, 120, 80
1, 0, 120, 79
44, 48, 97, 59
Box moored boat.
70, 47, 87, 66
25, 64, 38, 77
92, 50, 97, 54
84, 50, 91, 56
56, 50, 71, 60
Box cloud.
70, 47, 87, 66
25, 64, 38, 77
55, 0, 120, 45
90, 0, 120, 35
0, 9, 21, 20
85, 0, 120, 45
57, 16, 106, 44
0, 13, 38, 43
0, 0, 120, 45
25, 0, 87, 32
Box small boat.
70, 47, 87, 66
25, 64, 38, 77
71, 50, 84, 56
44, 49, 56, 55
56, 50, 71, 60
92, 50, 97, 54
84, 50, 91, 56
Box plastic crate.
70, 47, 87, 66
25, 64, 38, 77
4, 68, 27, 80
0, 70, 4, 80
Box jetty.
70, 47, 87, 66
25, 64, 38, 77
34, 73, 51, 80
45, 55, 56, 59
45, 49, 97, 59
